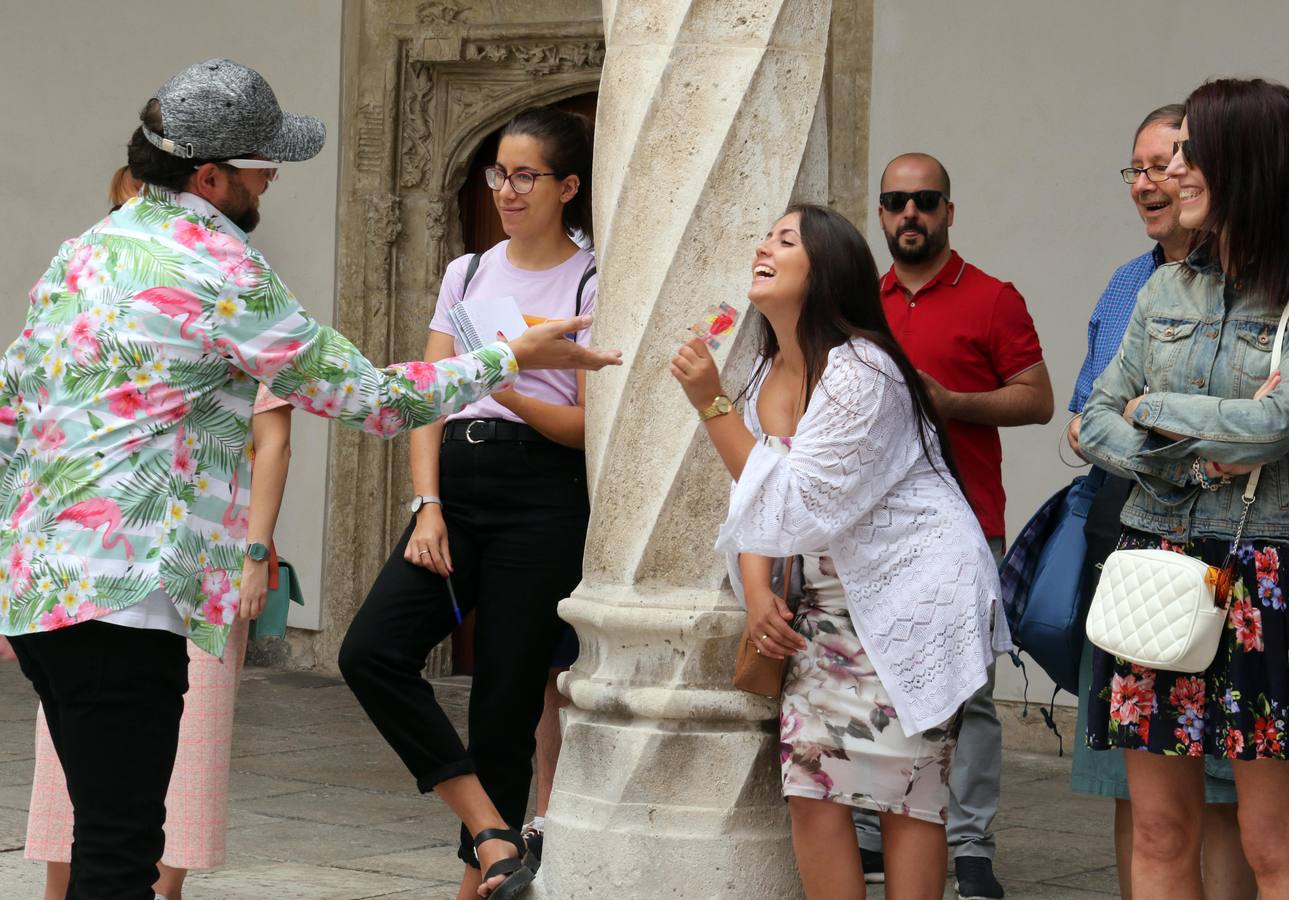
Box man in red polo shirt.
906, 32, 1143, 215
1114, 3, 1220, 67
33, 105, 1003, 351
856, 152, 1053, 900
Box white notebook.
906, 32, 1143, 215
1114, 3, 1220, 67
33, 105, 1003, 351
446, 294, 528, 351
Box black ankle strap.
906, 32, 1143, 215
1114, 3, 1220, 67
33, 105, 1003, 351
474, 827, 525, 856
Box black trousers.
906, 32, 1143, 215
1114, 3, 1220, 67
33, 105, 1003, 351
339, 432, 589, 865
10, 620, 188, 900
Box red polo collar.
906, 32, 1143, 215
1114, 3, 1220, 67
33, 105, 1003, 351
880, 250, 967, 298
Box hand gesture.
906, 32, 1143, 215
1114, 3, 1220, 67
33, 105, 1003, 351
507, 316, 622, 372
670, 338, 724, 411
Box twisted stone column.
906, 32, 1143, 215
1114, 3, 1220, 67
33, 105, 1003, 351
534, 2, 831, 896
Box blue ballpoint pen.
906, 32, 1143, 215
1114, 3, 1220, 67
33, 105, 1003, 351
445, 575, 463, 625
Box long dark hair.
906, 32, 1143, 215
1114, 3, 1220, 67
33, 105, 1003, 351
501, 106, 594, 245
1182, 78, 1289, 306
740, 203, 960, 486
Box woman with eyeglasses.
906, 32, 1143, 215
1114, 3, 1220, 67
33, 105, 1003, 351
672, 204, 1007, 899
340, 105, 595, 900
1079, 78, 1289, 899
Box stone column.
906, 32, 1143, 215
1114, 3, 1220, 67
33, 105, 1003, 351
534, 2, 831, 897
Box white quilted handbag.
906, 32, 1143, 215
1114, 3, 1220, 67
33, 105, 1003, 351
1086, 301, 1289, 673
1085, 548, 1228, 671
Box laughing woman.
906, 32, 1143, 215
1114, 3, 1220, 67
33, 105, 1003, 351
671, 204, 1008, 900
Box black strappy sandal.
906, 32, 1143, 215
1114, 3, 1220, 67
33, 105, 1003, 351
474, 827, 535, 900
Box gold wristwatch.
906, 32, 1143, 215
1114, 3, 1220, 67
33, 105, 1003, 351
699, 394, 733, 422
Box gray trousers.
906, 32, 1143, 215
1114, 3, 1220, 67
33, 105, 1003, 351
855, 537, 1004, 860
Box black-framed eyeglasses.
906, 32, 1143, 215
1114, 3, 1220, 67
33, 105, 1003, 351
1171, 138, 1193, 166
1120, 165, 1170, 184
878, 190, 946, 214
484, 165, 557, 195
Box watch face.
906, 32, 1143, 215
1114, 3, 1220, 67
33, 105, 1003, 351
246, 542, 270, 561
410, 497, 423, 513
715, 396, 732, 413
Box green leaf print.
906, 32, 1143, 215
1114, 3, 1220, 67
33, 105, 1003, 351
116, 456, 174, 527
241, 268, 296, 318
37, 457, 96, 506
185, 397, 249, 473
105, 235, 191, 286
93, 570, 161, 608
63, 361, 126, 404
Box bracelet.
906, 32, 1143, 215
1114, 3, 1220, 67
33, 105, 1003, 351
1191, 458, 1231, 492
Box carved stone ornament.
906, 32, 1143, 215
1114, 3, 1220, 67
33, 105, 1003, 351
462, 40, 607, 76
400, 64, 435, 190
417, 1, 467, 27
364, 193, 402, 247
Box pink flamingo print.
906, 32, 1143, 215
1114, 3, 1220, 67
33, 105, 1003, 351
135, 287, 205, 341
55, 498, 135, 563
223, 465, 249, 539
9, 488, 34, 529
213, 338, 302, 377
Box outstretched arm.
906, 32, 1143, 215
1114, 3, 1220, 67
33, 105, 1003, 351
210, 260, 620, 438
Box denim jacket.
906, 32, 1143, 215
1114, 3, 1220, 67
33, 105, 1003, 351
1080, 259, 1289, 542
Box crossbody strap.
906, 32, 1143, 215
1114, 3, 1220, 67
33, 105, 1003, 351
460, 252, 482, 300
1232, 300, 1289, 539
574, 261, 596, 317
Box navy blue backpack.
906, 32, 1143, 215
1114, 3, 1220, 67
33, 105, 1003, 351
1000, 469, 1104, 695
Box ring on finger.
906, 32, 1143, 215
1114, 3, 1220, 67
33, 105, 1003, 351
418, 549, 430, 557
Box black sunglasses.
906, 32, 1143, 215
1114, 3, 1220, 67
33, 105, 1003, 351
1172, 138, 1193, 166
878, 190, 946, 213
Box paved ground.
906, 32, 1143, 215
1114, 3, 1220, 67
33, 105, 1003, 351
0, 662, 1118, 898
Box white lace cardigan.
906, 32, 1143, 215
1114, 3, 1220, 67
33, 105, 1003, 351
716, 338, 1011, 736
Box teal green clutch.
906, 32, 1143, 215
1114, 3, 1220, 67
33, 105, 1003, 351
249, 557, 305, 640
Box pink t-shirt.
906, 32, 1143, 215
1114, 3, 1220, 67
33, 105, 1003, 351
429, 241, 597, 423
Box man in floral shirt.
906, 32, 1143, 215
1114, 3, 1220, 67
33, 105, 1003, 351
0, 59, 616, 898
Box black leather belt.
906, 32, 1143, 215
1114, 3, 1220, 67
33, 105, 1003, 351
444, 418, 544, 444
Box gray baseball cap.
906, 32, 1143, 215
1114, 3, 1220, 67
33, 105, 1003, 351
141, 58, 325, 162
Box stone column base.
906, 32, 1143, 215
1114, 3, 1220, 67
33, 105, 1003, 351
533, 709, 800, 899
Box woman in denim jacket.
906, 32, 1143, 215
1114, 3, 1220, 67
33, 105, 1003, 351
1080, 78, 1289, 900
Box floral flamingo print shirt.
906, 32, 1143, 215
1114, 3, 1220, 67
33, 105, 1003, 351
0, 186, 517, 656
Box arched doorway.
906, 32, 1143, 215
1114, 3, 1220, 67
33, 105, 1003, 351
449, 91, 598, 674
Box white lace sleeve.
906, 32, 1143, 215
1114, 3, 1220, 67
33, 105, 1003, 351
716, 341, 922, 556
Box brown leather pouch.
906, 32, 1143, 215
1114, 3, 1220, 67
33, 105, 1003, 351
732, 556, 795, 699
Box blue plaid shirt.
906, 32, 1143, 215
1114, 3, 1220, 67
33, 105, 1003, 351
1068, 245, 1166, 413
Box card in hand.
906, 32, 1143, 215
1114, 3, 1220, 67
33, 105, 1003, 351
688, 302, 739, 350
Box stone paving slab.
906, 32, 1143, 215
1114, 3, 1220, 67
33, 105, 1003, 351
0, 662, 1119, 897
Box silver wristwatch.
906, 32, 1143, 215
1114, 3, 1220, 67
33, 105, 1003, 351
409, 495, 442, 513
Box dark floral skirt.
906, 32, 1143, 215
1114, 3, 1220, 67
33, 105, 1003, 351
1087, 528, 1289, 760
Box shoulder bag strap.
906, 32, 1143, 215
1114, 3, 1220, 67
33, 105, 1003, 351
575, 262, 596, 317
461, 252, 482, 300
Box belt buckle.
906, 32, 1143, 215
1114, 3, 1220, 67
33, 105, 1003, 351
465, 420, 486, 444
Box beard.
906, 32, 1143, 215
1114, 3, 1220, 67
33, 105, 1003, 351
884, 219, 947, 264
220, 177, 261, 233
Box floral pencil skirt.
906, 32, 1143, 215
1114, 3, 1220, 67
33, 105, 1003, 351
779, 553, 959, 825
1087, 529, 1288, 760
